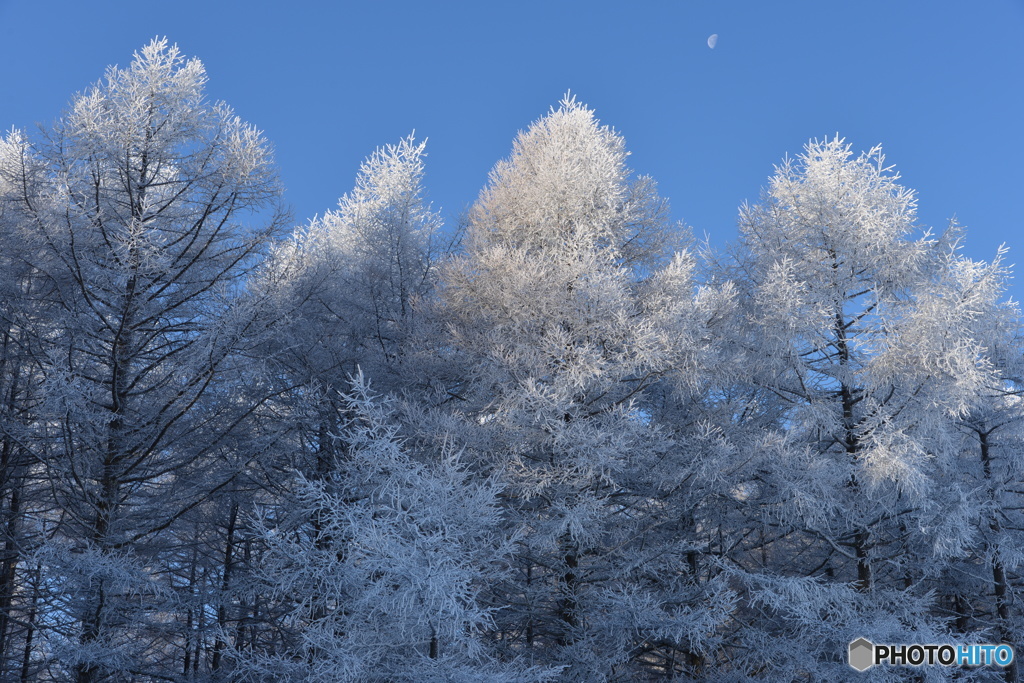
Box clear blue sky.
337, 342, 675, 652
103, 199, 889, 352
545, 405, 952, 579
2, 1, 1022, 299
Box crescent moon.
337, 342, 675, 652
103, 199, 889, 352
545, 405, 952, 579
707, 34, 718, 49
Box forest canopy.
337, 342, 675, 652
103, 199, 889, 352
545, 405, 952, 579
0, 39, 1020, 682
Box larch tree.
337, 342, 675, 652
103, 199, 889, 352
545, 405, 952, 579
237, 374, 558, 683
922, 250, 1024, 683
714, 138, 1013, 679
438, 96, 734, 679
0, 129, 53, 680
229, 135, 456, 677
256, 134, 446, 481
2, 39, 286, 681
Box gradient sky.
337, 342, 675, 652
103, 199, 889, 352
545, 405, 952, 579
2, 1, 1022, 300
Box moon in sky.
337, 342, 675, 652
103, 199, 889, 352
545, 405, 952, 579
707, 34, 718, 49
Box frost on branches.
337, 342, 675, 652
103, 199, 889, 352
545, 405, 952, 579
238, 375, 557, 683
713, 138, 1022, 680
0, 39, 285, 681
439, 96, 737, 679
0, 42, 1021, 683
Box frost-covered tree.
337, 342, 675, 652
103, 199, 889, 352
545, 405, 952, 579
732, 138, 934, 572
0, 129, 53, 680
254, 134, 446, 490
712, 138, 1018, 678
1, 39, 285, 681
238, 375, 557, 683
439, 96, 734, 679
923, 251, 1024, 683
329, 135, 446, 372
230, 135, 455, 678
266, 134, 444, 387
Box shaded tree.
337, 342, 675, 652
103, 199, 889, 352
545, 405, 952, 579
0, 129, 52, 681
2, 38, 285, 681
238, 375, 557, 682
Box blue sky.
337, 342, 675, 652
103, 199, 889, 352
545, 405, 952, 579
2, 1, 1022, 299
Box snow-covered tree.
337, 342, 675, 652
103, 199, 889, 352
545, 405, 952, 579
438, 96, 734, 679
2, 39, 285, 681
228, 134, 462, 679
238, 375, 557, 683
711, 138, 1020, 678
265, 134, 444, 389
252, 134, 447, 497
0, 129, 53, 680
924, 250, 1024, 683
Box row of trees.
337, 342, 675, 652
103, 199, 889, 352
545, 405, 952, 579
0, 40, 1020, 681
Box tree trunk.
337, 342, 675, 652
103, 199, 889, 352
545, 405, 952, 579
211, 501, 238, 673
556, 540, 579, 646
979, 428, 1017, 683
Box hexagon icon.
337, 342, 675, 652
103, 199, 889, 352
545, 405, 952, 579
848, 638, 875, 672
